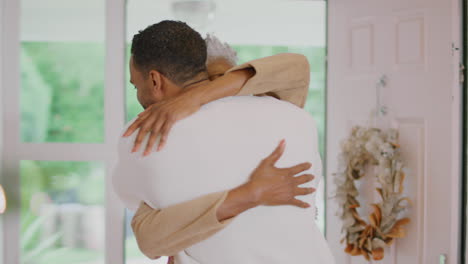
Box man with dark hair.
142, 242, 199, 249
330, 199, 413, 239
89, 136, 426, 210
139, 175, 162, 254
113, 20, 334, 263
131, 20, 208, 88
129, 21, 215, 112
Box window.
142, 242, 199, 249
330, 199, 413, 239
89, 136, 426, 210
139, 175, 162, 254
20, 161, 105, 264
20, 0, 105, 143
1, 1, 327, 263
2, 1, 112, 263
125, 1, 327, 263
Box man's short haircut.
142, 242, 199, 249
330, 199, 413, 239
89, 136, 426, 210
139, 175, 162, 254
131, 20, 207, 85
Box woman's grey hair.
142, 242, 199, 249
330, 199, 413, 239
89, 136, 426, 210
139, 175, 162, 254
205, 33, 238, 66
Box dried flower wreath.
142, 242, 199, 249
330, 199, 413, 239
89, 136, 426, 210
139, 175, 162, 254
334, 126, 411, 261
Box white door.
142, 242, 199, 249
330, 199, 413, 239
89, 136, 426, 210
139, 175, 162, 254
326, 0, 463, 263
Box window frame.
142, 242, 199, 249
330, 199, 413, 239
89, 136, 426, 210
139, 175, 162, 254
0, 0, 128, 263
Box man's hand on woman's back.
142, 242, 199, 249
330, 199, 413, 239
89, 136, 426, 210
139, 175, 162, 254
216, 139, 316, 222
247, 139, 315, 208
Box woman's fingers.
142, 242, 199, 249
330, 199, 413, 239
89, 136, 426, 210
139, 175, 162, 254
132, 115, 156, 152
143, 130, 160, 156
157, 118, 175, 152
123, 117, 143, 137
140, 115, 165, 155
128, 109, 176, 155
139, 112, 176, 155
124, 105, 154, 137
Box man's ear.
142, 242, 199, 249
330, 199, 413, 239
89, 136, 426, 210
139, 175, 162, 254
148, 70, 164, 97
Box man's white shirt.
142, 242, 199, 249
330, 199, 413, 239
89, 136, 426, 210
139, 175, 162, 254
113, 96, 335, 264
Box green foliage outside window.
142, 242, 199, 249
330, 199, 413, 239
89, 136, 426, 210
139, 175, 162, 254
20, 42, 106, 263
21, 43, 104, 143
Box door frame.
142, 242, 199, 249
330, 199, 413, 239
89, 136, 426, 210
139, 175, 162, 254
462, 0, 468, 262
0, 1, 127, 264
452, 0, 464, 262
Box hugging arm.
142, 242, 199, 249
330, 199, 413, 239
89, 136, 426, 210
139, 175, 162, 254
131, 191, 233, 259
227, 53, 310, 108
126, 53, 312, 259
131, 141, 316, 259
125, 53, 310, 153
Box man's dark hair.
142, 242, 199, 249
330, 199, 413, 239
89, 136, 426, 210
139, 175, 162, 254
131, 20, 207, 85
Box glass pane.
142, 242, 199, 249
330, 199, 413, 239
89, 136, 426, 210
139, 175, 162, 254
125, 1, 326, 261
20, 161, 105, 264
20, 0, 105, 143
